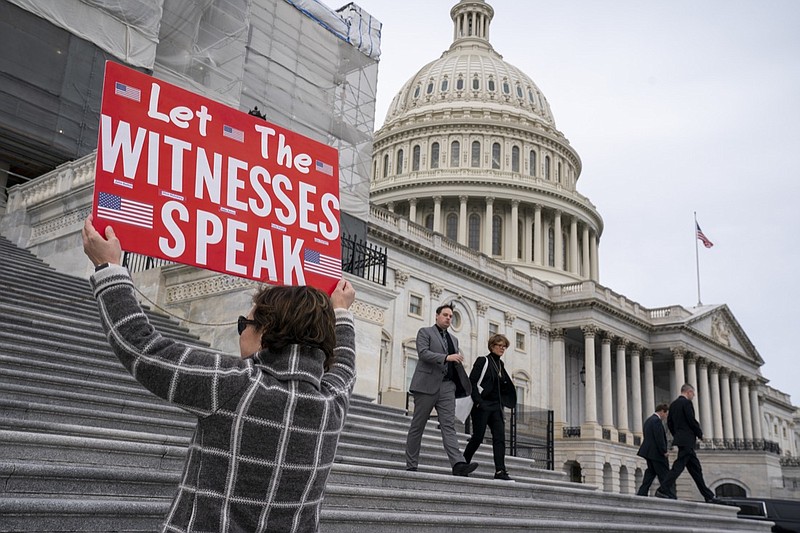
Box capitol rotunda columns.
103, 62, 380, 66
581, 325, 598, 424
720, 368, 734, 441
697, 358, 713, 441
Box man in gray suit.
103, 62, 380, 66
405, 304, 479, 476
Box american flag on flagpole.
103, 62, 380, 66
303, 249, 342, 279
97, 192, 154, 229
696, 222, 714, 248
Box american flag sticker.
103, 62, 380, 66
97, 192, 154, 229
114, 82, 141, 102
303, 249, 341, 279
223, 125, 244, 142
315, 160, 333, 176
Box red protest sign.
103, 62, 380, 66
93, 61, 342, 292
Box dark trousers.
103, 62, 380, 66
636, 458, 669, 496
463, 406, 505, 471
661, 446, 715, 501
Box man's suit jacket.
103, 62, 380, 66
637, 414, 668, 465
667, 395, 704, 448
410, 325, 460, 395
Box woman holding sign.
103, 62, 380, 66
82, 215, 355, 532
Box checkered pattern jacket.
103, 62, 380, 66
91, 266, 356, 533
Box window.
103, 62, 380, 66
451, 310, 462, 331
456, 77, 464, 91
441, 79, 449, 92
492, 142, 501, 169
492, 214, 502, 255
545, 155, 551, 180
471, 141, 481, 167
528, 89, 535, 104
412, 145, 421, 171
488, 78, 496, 92
516, 84, 523, 98
511, 146, 520, 172
489, 322, 499, 336
472, 77, 480, 90
424, 214, 434, 231
450, 141, 460, 167
518, 220, 524, 259
373, 160, 377, 179
430, 142, 440, 169
409, 294, 423, 317
468, 213, 481, 250
562, 231, 568, 269
396, 149, 404, 174
446, 213, 458, 240
426, 81, 434, 94
383, 154, 389, 178
502, 81, 510, 94
557, 161, 562, 183
515, 332, 525, 350
548, 226, 555, 267
529, 150, 537, 176
413, 86, 421, 99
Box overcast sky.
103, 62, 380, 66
354, 0, 800, 405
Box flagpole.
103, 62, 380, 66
694, 211, 702, 306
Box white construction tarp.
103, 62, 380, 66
7, 0, 163, 68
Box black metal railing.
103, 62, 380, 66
618, 433, 627, 444
602, 428, 611, 440
633, 435, 642, 446
508, 405, 554, 470
563, 426, 581, 438
341, 232, 386, 286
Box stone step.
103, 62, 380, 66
0, 498, 166, 532
0, 261, 95, 297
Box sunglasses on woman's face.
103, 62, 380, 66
237, 316, 258, 336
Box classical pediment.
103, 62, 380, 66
686, 306, 763, 364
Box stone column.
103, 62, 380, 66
551, 328, 566, 429
643, 351, 655, 418
582, 225, 590, 278
483, 197, 494, 254
671, 348, 685, 400
741, 379, 753, 441
510, 199, 519, 261
433, 196, 442, 234
710, 365, 724, 442
582, 325, 598, 424
686, 354, 699, 415
615, 339, 629, 435
590, 232, 599, 281
601, 334, 613, 430
697, 359, 713, 441
554, 210, 563, 271
630, 345, 643, 437
524, 209, 533, 263
730, 373, 744, 441
533, 204, 543, 265
750, 384, 763, 441
409, 198, 418, 224
720, 369, 734, 441
569, 217, 579, 274
458, 195, 468, 245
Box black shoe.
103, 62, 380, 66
705, 497, 723, 505
655, 489, 675, 500
452, 461, 479, 476
494, 469, 512, 481
406, 466, 417, 472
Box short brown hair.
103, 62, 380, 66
487, 333, 510, 351
251, 285, 336, 370
655, 403, 670, 413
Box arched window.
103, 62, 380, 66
446, 213, 458, 240
518, 219, 524, 259
413, 86, 421, 99
472, 77, 480, 90
412, 145, 421, 171
557, 161, 562, 183
424, 213, 434, 231
426, 81, 434, 94
502, 81, 510, 94
548, 226, 555, 267
545, 155, 551, 180
456, 77, 464, 91
468, 213, 481, 251
471, 141, 481, 167
430, 142, 440, 169
396, 149, 404, 175
492, 214, 503, 256
529, 150, 537, 176
450, 141, 460, 167
528, 89, 535, 105
488, 78, 496, 92
492, 142, 501, 169
383, 154, 389, 178
511, 146, 520, 172
441, 79, 449, 92
516, 84, 523, 98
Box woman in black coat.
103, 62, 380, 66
463, 333, 517, 480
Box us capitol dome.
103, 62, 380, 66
371, 0, 603, 284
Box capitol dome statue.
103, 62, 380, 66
371, 0, 602, 284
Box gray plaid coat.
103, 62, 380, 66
91, 266, 356, 533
